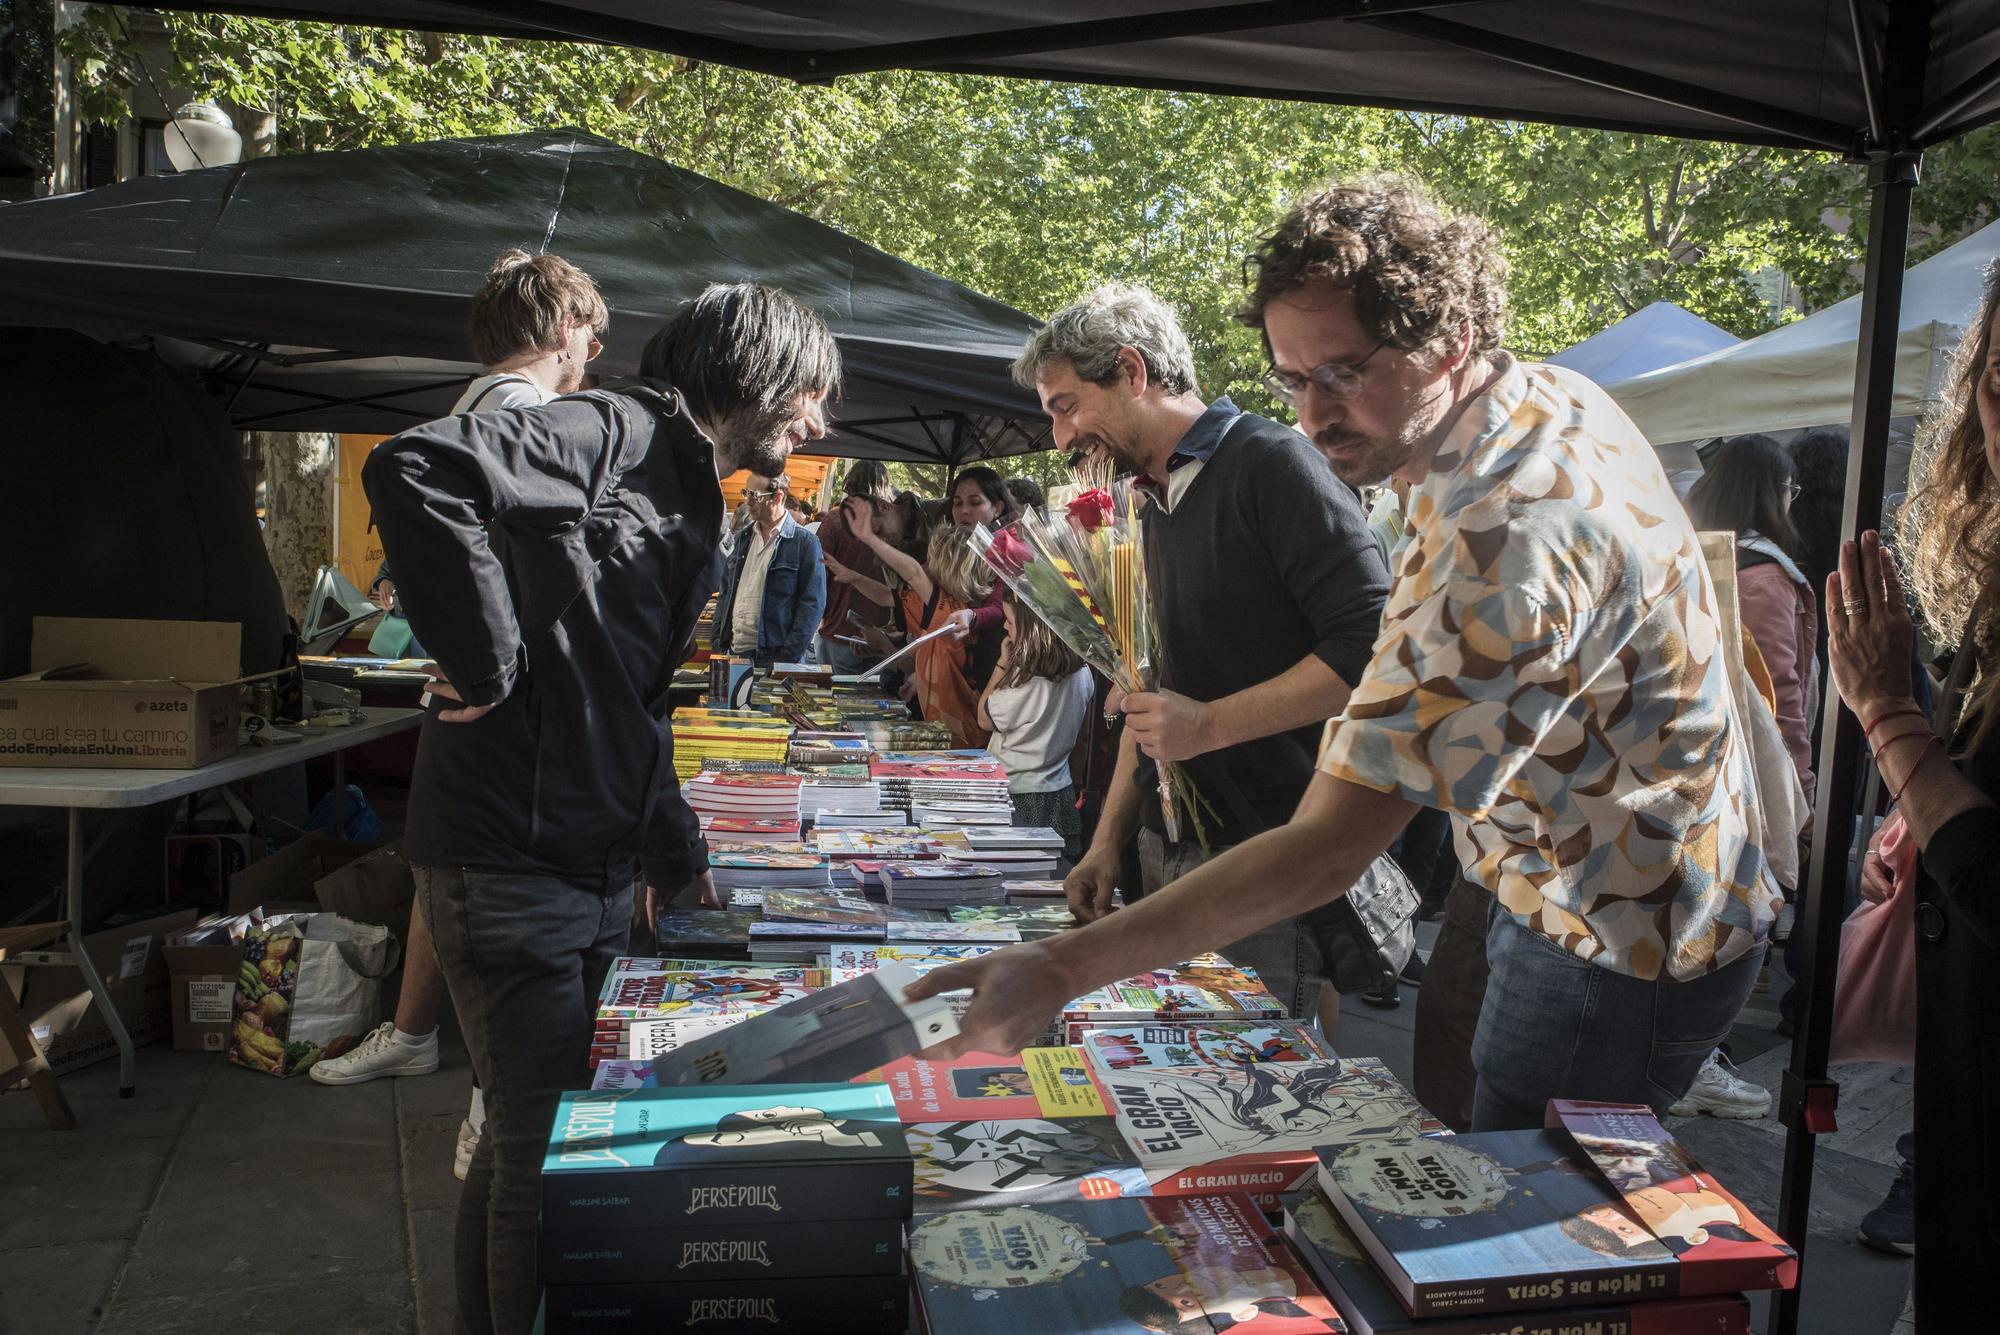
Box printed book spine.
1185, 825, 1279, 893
540, 1217, 905, 1285
1315, 1163, 1682, 1319
541, 1158, 914, 1231
543, 1272, 908, 1335
1155, 1154, 1318, 1200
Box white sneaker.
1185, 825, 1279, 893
1774, 901, 1795, 942
454, 1117, 482, 1181
1669, 1049, 1771, 1119
309, 1022, 440, 1085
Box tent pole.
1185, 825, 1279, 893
1770, 148, 1918, 1335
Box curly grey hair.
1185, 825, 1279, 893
1012, 283, 1198, 396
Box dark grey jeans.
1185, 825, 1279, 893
415, 864, 632, 1335
1468, 903, 1762, 1131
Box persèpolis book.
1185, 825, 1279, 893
909, 1192, 1342, 1333
540, 1215, 905, 1285
1281, 1189, 1752, 1335
540, 1080, 912, 1230
1315, 1105, 1795, 1319
637, 959, 960, 1088
1104, 1057, 1446, 1205
542, 1272, 908, 1335
863, 1046, 1108, 1122
1078, 1021, 1330, 1072
907, 1115, 1152, 1211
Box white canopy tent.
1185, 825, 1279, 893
1545, 300, 1739, 384
1605, 218, 2000, 448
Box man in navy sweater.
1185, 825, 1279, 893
1029, 284, 1390, 1021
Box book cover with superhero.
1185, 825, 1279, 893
1063, 956, 1288, 1031
909, 1192, 1342, 1333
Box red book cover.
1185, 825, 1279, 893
1547, 1100, 1798, 1295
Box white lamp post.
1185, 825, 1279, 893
164, 102, 243, 172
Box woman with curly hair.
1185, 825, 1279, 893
1825, 263, 2000, 1312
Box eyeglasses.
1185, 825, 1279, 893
1785, 481, 1802, 501
746, 488, 783, 502
1263, 343, 1388, 405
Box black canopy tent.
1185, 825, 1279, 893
87, 2, 2000, 1328
0, 128, 1050, 464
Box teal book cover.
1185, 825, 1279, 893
541, 1081, 911, 1227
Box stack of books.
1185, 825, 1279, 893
813, 807, 909, 829
1285, 1100, 1794, 1335
1075, 1018, 1329, 1072
946, 901, 1078, 940
944, 845, 1059, 878
652, 909, 757, 959
591, 957, 821, 1067
684, 770, 804, 827
540, 1081, 914, 1334
877, 860, 1004, 907
788, 730, 874, 766
871, 750, 1013, 816
814, 827, 941, 862
699, 815, 802, 844
708, 847, 833, 896
1059, 953, 1289, 1041
670, 709, 791, 781
1002, 877, 1070, 903
958, 824, 1065, 852
799, 773, 884, 822
852, 718, 953, 751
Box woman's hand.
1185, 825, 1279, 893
1826, 530, 1918, 724
843, 496, 880, 544
825, 553, 858, 586
1859, 823, 1895, 904
944, 608, 977, 642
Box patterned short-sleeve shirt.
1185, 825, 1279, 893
1318, 356, 1778, 981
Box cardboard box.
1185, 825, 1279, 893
166, 822, 259, 911
164, 914, 253, 1053
0, 618, 250, 769
226, 833, 380, 917
0, 907, 200, 1073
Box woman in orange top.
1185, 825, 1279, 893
837, 494, 992, 747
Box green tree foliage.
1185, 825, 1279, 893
67, 11, 1997, 448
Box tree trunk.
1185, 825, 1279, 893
258, 431, 335, 623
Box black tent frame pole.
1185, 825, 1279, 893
1770, 149, 1918, 1335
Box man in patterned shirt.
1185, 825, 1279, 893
911, 179, 1779, 1132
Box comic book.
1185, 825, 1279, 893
909, 1192, 1343, 1332
543, 1274, 907, 1334
907, 1116, 1152, 1212
700, 816, 803, 842
1316, 1117, 1794, 1319
1077, 1021, 1329, 1072
828, 942, 1001, 985
541, 1081, 911, 1230
1103, 1057, 1445, 1206
1061, 954, 1288, 1038
862, 1046, 1108, 1122
1282, 1189, 1753, 1335
651, 910, 757, 956
885, 920, 1023, 944
635, 960, 959, 1089
758, 889, 899, 926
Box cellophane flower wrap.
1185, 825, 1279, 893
967, 482, 1215, 846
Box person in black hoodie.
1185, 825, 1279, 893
363, 283, 839, 1335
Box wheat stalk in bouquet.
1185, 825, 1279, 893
966, 483, 1215, 847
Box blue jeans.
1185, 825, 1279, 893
817, 633, 871, 676
1468, 904, 1762, 1131
416, 864, 632, 1335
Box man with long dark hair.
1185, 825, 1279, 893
364, 282, 838, 1335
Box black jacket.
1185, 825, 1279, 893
361, 381, 721, 890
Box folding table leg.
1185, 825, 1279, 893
67, 807, 136, 1097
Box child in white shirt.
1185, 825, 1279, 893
977, 589, 1094, 861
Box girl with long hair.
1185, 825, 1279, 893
846, 493, 992, 746
1825, 263, 2000, 1309
1689, 433, 1821, 807
977, 589, 1094, 860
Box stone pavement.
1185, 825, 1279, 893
1, 923, 1914, 1334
